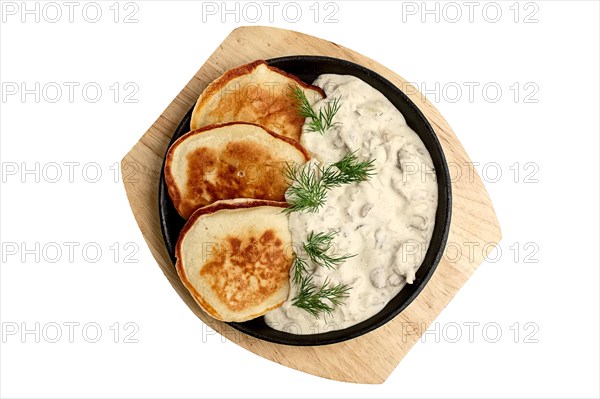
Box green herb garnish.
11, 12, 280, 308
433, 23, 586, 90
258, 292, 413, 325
283, 153, 376, 214
303, 231, 355, 269
282, 162, 327, 214
291, 256, 309, 286
290, 230, 354, 284
321, 150, 377, 188
292, 275, 351, 318
290, 230, 355, 317
289, 84, 341, 134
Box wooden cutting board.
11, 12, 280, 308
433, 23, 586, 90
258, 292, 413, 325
121, 26, 501, 384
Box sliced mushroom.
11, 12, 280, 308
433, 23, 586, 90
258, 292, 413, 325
396, 148, 411, 170
370, 267, 387, 288
408, 215, 428, 231
374, 229, 386, 249
388, 273, 405, 287
332, 131, 345, 148
360, 203, 374, 217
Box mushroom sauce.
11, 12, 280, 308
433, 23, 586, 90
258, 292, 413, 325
264, 74, 438, 334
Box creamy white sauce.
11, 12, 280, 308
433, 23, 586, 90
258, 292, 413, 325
264, 74, 438, 334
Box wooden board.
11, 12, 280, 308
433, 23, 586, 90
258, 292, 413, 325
121, 26, 501, 384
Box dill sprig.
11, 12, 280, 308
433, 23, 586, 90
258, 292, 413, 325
283, 153, 377, 214
282, 162, 327, 214
321, 150, 377, 188
288, 84, 316, 121
290, 230, 355, 317
292, 275, 351, 318
290, 230, 354, 283
303, 231, 355, 269
291, 256, 309, 286
288, 84, 341, 134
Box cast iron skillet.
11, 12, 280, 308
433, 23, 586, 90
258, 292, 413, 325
159, 55, 452, 346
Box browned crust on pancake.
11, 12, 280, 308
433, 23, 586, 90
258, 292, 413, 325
174, 200, 289, 321
194, 60, 325, 114
191, 60, 326, 141
164, 122, 309, 220
265, 62, 327, 98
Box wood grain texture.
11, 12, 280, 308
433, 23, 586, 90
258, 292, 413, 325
121, 26, 501, 384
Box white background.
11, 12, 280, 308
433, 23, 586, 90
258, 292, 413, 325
1, 1, 599, 398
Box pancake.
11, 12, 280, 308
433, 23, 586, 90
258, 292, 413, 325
190, 60, 325, 141
175, 199, 293, 322
165, 122, 309, 219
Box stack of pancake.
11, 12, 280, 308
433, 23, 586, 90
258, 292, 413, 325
164, 60, 324, 322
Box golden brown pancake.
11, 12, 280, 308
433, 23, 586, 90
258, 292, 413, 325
175, 199, 293, 322
190, 60, 325, 141
165, 122, 309, 219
